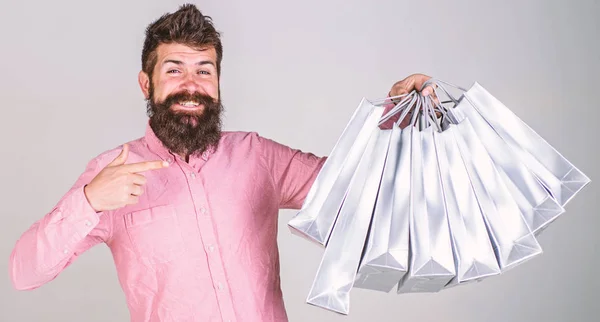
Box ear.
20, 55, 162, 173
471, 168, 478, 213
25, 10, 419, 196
138, 71, 151, 99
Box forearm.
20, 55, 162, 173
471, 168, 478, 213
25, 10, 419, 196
9, 186, 105, 290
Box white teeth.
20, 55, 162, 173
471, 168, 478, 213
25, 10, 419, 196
180, 101, 199, 107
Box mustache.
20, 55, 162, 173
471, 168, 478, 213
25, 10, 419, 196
160, 91, 217, 109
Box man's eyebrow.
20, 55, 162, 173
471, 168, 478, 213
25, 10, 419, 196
162, 59, 215, 67
196, 61, 216, 67
163, 59, 183, 66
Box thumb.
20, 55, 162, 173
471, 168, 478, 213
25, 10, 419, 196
108, 143, 129, 166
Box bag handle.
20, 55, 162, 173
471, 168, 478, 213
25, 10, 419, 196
378, 91, 419, 126
421, 95, 442, 132
377, 91, 444, 131
371, 78, 466, 129
421, 78, 467, 104
421, 78, 469, 125
371, 92, 411, 103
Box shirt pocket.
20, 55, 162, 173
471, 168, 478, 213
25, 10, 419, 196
123, 204, 186, 265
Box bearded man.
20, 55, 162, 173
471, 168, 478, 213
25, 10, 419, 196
9, 3, 434, 322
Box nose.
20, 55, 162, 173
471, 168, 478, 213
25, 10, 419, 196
181, 73, 200, 94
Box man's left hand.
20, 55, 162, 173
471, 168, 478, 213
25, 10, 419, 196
380, 73, 437, 129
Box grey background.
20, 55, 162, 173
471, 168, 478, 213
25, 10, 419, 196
1, 0, 598, 321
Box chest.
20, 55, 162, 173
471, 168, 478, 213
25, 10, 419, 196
107, 155, 279, 266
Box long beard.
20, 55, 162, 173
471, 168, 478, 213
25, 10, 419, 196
147, 88, 223, 157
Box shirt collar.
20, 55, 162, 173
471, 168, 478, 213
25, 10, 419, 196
144, 121, 216, 162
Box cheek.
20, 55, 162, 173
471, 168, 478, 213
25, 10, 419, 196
205, 80, 220, 99
154, 80, 178, 101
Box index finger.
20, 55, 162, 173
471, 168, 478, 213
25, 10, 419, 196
119, 160, 169, 173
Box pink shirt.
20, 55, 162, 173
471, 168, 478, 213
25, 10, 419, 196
9, 123, 327, 322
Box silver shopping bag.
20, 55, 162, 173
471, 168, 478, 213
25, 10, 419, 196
354, 121, 410, 293
446, 98, 565, 235
450, 101, 565, 235
445, 82, 590, 208
288, 98, 385, 246
448, 118, 543, 271
433, 126, 501, 287
306, 126, 392, 315
397, 107, 456, 293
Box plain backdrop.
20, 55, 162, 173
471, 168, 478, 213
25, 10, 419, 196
1, 0, 598, 321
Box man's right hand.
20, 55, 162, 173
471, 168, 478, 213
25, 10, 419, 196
83, 144, 169, 212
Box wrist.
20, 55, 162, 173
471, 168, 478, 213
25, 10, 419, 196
83, 185, 101, 213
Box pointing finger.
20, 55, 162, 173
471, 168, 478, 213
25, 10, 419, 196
120, 160, 169, 173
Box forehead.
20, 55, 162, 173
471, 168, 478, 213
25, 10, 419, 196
155, 43, 217, 64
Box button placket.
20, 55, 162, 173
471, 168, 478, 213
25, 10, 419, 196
187, 177, 236, 322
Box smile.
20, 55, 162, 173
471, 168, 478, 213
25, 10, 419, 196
180, 101, 199, 107
174, 101, 203, 111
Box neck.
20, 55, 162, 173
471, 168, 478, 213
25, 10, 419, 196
177, 151, 190, 163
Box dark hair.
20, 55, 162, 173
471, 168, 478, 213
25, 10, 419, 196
141, 3, 223, 80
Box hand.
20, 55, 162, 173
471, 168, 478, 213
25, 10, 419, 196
388, 73, 435, 99
381, 73, 438, 129
84, 144, 169, 212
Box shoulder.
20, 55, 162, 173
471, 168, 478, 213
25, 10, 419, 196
220, 131, 261, 143
85, 136, 148, 169
219, 131, 272, 148
219, 131, 298, 152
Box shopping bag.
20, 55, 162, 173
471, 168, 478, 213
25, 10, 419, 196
448, 117, 543, 271
288, 98, 386, 246
354, 118, 410, 293
434, 125, 501, 287
447, 98, 565, 235
306, 126, 392, 315
464, 83, 591, 207
426, 79, 582, 235
397, 100, 456, 293
429, 80, 590, 209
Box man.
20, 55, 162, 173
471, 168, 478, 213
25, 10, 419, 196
9, 4, 433, 322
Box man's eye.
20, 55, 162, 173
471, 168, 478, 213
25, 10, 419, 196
167, 70, 180, 74
198, 70, 210, 75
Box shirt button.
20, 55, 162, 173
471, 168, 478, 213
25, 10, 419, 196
202, 152, 208, 159
199, 207, 206, 214
166, 157, 173, 164
85, 220, 92, 227
63, 249, 69, 254
190, 172, 196, 178
208, 245, 215, 252
217, 282, 223, 290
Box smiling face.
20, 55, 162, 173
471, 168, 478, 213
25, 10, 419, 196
142, 42, 219, 115
139, 43, 224, 157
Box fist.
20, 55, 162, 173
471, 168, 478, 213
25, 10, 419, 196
382, 73, 439, 129
84, 144, 169, 212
